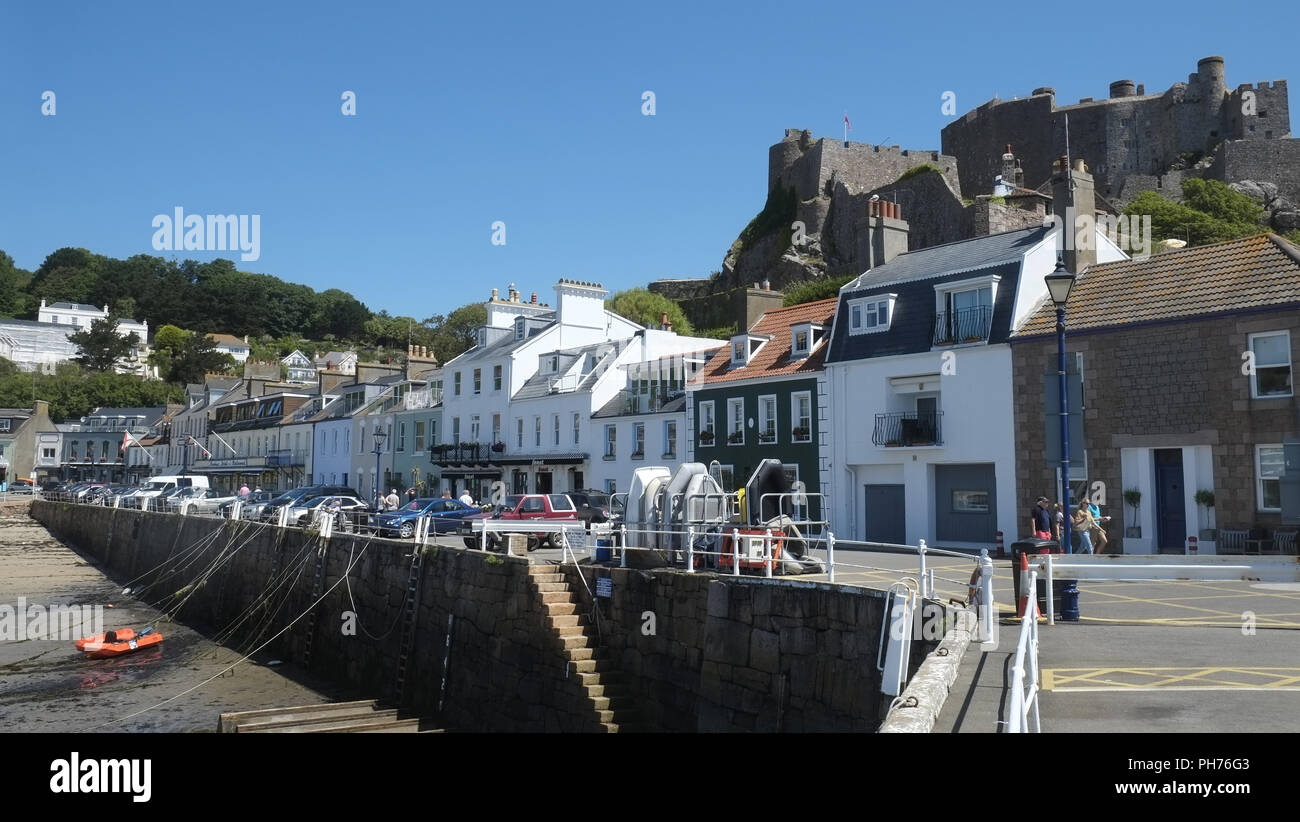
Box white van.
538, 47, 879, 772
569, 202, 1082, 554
134, 475, 210, 508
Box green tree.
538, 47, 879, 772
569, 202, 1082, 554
605, 288, 694, 335
782, 274, 856, 307
1124, 179, 1266, 247
68, 311, 140, 372
0, 251, 33, 318
150, 328, 236, 383
423, 303, 488, 364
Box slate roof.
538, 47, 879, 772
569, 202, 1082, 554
48, 302, 101, 312
591, 393, 687, 418
452, 320, 557, 364
694, 299, 838, 385
1012, 234, 1300, 339
513, 340, 628, 400
825, 226, 1046, 363
208, 333, 250, 349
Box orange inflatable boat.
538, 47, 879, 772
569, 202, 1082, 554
75, 628, 136, 651
82, 628, 163, 658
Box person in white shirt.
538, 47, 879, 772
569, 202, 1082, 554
459, 489, 475, 507
384, 489, 400, 511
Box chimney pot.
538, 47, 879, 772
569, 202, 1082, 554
1074, 159, 1087, 172
530, 292, 537, 304
492, 287, 499, 300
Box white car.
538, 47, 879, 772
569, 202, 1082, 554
291, 495, 369, 528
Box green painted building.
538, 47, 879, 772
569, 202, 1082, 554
686, 298, 837, 524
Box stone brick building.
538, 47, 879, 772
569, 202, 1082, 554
1010, 234, 1300, 553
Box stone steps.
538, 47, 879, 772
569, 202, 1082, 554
526, 564, 642, 733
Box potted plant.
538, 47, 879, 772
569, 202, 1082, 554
792, 426, 809, 440
728, 430, 744, 444
759, 431, 775, 444
699, 430, 714, 445
1123, 488, 1142, 538
1195, 489, 1216, 541
491, 441, 506, 453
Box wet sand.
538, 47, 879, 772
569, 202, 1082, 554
0, 504, 345, 732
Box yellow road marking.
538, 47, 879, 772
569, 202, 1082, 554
1043, 666, 1300, 691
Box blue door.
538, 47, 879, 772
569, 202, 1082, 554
1154, 449, 1186, 553
865, 484, 906, 545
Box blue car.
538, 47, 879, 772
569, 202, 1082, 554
375, 497, 480, 538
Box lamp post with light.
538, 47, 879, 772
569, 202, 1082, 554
372, 426, 388, 512
1044, 258, 1077, 553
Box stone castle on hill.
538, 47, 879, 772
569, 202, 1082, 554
656, 56, 1299, 322
942, 56, 1296, 207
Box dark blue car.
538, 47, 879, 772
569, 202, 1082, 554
375, 497, 480, 538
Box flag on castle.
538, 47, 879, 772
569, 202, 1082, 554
844, 112, 851, 130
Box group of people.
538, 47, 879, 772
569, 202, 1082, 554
1031, 495, 1111, 554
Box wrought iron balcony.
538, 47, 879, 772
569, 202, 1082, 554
872, 411, 943, 447
933, 306, 993, 346
267, 449, 307, 467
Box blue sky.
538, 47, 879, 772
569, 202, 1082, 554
2, 0, 1296, 320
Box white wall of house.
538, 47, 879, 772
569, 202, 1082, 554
828, 345, 1017, 550
589, 411, 685, 495
312, 418, 353, 489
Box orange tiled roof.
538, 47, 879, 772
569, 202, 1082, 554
1012, 234, 1300, 338
693, 298, 838, 385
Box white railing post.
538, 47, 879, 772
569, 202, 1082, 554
731, 528, 741, 577
827, 530, 836, 583
917, 539, 929, 598
1045, 555, 1055, 626
481, 519, 489, 553
685, 525, 695, 573
979, 549, 995, 643
620, 525, 628, 568
764, 529, 773, 579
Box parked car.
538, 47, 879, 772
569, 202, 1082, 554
219, 490, 276, 519
165, 486, 224, 512
259, 485, 361, 523
459, 493, 581, 551
7, 479, 35, 495
375, 497, 480, 539
292, 495, 369, 528
72, 482, 109, 502
566, 490, 623, 531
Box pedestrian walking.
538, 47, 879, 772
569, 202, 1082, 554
1030, 496, 1052, 540
384, 488, 400, 512
1072, 500, 1097, 554
1088, 498, 1111, 553
1052, 502, 1064, 543
459, 488, 475, 508
239, 483, 250, 497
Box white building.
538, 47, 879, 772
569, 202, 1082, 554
37, 300, 151, 376
282, 350, 316, 383
824, 218, 1126, 549
0, 318, 80, 373
208, 334, 252, 364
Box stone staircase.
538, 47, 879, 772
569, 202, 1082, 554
526, 564, 645, 732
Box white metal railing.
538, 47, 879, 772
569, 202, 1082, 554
1037, 554, 1300, 625
1007, 568, 1042, 733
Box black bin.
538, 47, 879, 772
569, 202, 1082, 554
1010, 538, 1068, 616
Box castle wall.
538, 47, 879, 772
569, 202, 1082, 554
1212, 138, 1300, 205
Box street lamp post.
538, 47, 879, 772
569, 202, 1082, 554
372, 427, 388, 511
1045, 259, 1077, 553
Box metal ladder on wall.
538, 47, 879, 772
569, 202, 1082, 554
394, 545, 427, 705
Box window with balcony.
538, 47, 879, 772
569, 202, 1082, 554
848, 296, 894, 335
1249, 331, 1292, 398
727, 398, 745, 445
934, 281, 994, 345
873, 396, 942, 447
632, 423, 645, 458
604, 425, 617, 459
664, 420, 677, 458
1257, 445, 1284, 511
758, 395, 777, 444
698, 401, 715, 446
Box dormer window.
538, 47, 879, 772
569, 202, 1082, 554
477, 328, 486, 348
515, 318, 525, 340
790, 323, 826, 358
848, 296, 895, 336
730, 334, 769, 367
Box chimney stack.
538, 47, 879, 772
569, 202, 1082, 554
492, 287, 499, 301
1001, 145, 1017, 189
531, 292, 537, 305
867, 196, 909, 268
1051, 155, 1097, 274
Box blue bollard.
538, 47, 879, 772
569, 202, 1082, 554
1060, 580, 1080, 621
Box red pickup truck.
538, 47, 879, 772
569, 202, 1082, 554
459, 493, 580, 551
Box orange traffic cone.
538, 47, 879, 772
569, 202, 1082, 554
1016, 552, 1030, 618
